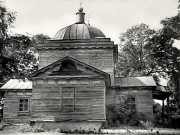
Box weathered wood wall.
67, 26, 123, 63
38, 48, 115, 83
31, 78, 106, 121
106, 88, 153, 120
3, 91, 32, 123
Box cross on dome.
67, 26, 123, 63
54, 0, 106, 39
80, 0, 82, 8
86, 15, 91, 25
79, 0, 83, 12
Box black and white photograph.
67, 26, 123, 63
0, 0, 180, 134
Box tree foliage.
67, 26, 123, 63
145, 6, 180, 102
0, 2, 51, 83
117, 24, 157, 78
31, 34, 50, 45
105, 95, 140, 127
145, 1, 180, 125
1, 33, 50, 83
0, 1, 16, 84
146, 17, 180, 74
2, 34, 39, 81
117, 16, 180, 91
0, 1, 16, 38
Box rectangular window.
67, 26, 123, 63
127, 96, 136, 109
61, 87, 75, 112
19, 98, 29, 112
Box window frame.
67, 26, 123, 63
127, 96, 136, 109
18, 97, 30, 113
61, 87, 76, 112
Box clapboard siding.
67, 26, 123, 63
106, 88, 153, 120
3, 91, 32, 123
38, 49, 114, 67
31, 78, 106, 121
38, 48, 114, 83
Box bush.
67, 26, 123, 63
106, 95, 140, 127
171, 115, 180, 128
153, 102, 164, 127
139, 120, 154, 129
153, 100, 180, 128
19, 124, 45, 133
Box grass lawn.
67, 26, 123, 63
0, 124, 180, 135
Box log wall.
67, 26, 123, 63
3, 91, 32, 123
106, 88, 154, 120
38, 48, 114, 83
31, 78, 106, 121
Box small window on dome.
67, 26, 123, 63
60, 60, 77, 71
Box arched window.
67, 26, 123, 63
59, 60, 77, 72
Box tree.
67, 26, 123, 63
1, 33, 51, 81
32, 34, 50, 45
0, 33, 49, 120
2, 34, 39, 81
146, 29, 180, 96
0, 2, 52, 83
116, 24, 158, 78
146, 8, 180, 102
0, 33, 52, 83
144, 1, 180, 126
0, 1, 15, 38
0, 1, 16, 85
0, 1, 51, 121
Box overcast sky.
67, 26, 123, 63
5, 0, 179, 46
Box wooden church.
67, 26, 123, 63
0, 7, 171, 130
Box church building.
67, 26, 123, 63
0, 7, 171, 130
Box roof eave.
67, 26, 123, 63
111, 85, 156, 89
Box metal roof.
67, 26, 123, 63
153, 86, 172, 100
54, 24, 105, 40
0, 76, 156, 90
114, 76, 156, 87
54, 8, 105, 40
156, 86, 171, 92
0, 79, 32, 90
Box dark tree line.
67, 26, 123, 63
117, 1, 180, 127
0, 1, 50, 85
0, 1, 50, 121
117, 3, 180, 102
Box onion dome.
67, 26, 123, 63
54, 7, 105, 40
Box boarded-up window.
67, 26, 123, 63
62, 87, 75, 112
19, 98, 29, 112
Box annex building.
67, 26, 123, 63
0, 7, 171, 130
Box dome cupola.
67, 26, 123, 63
54, 7, 105, 40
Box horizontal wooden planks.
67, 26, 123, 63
3, 93, 32, 123
32, 83, 105, 121
38, 48, 114, 73
106, 88, 153, 118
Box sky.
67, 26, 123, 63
4, 0, 180, 47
